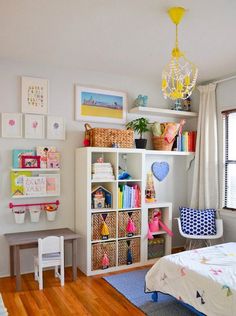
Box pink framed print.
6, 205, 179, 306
24, 114, 45, 139
1, 113, 22, 138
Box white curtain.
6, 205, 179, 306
190, 83, 219, 209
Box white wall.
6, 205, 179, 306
0, 60, 193, 277
216, 79, 236, 241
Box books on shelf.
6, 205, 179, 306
118, 184, 141, 209
175, 131, 197, 152
92, 162, 115, 180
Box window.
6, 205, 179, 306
223, 110, 236, 209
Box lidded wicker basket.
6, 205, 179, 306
85, 123, 134, 148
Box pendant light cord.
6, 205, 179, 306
175, 24, 179, 49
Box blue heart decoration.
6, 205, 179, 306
151, 162, 170, 182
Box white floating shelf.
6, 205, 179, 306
145, 150, 194, 156
11, 194, 60, 199
11, 168, 60, 172
129, 106, 198, 118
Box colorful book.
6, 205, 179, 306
47, 152, 60, 169
12, 149, 35, 168
11, 171, 32, 196
36, 146, 56, 169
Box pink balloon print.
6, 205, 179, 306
9, 119, 15, 126
32, 121, 38, 129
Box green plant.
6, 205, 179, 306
126, 117, 150, 139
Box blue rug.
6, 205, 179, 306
103, 268, 196, 316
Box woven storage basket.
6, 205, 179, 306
152, 136, 174, 151
91, 212, 116, 241
85, 123, 134, 148
118, 238, 140, 266
148, 236, 165, 259
118, 210, 141, 238
92, 241, 116, 270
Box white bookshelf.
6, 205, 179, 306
75, 147, 174, 276
129, 106, 198, 118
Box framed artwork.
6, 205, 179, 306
23, 176, 46, 196
39, 174, 60, 196
21, 76, 49, 114
1, 113, 22, 138
47, 116, 65, 140
25, 114, 45, 139
21, 155, 41, 168
75, 85, 127, 124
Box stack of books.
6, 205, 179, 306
92, 162, 115, 180
118, 184, 141, 209
175, 131, 197, 152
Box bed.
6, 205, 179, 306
145, 242, 236, 316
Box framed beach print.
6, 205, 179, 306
1, 113, 23, 138
39, 174, 60, 196
21, 76, 49, 114
75, 85, 127, 124
25, 114, 45, 139
47, 116, 65, 140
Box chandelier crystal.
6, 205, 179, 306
162, 7, 198, 100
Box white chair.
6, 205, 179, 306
34, 236, 64, 290
176, 218, 223, 250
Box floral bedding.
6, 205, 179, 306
145, 243, 236, 316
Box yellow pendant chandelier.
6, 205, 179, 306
162, 7, 198, 100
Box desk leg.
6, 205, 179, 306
14, 245, 21, 291
72, 239, 77, 281
10, 246, 15, 277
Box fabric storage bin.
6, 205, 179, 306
118, 210, 141, 238
91, 212, 116, 241
148, 236, 165, 259
92, 241, 116, 270
118, 238, 140, 266
85, 123, 134, 148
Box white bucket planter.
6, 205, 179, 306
30, 207, 41, 223
14, 211, 25, 224
46, 210, 57, 221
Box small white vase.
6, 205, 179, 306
46, 210, 57, 221
14, 212, 25, 224
30, 207, 41, 223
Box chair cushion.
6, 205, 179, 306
180, 207, 217, 235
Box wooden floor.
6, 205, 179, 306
0, 267, 146, 316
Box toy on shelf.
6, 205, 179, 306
126, 212, 136, 237
127, 240, 133, 264
133, 95, 148, 107
101, 253, 110, 269
101, 214, 109, 240
145, 172, 156, 203
91, 186, 112, 209
118, 154, 132, 180
148, 209, 173, 240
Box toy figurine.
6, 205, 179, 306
102, 253, 110, 269
145, 172, 156, 203
148, 209, 173, 240
133, 95, 148, 107
127, 240, 133, 264
101, 214, 109, 240
126, 212, 136, 237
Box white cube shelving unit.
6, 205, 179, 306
75, 147, 178, 276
